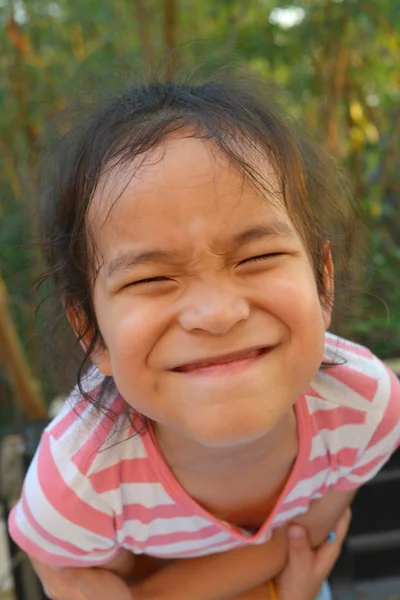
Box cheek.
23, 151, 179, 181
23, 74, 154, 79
260, 268, 323, 321
105, 312, 149, 356
98, 298, 170, 368
258, 268, 327, 365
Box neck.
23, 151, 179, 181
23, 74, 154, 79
153, 408, 298, 478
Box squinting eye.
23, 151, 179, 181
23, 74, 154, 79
241, 253, 283, 265
127, 276, 170, 287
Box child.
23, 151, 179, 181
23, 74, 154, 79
8, 74, 400, 600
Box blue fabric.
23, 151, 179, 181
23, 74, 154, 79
315, 581, 331, 600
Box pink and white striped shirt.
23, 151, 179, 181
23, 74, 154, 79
9, 334, 400, 567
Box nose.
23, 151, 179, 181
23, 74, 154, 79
178, 282, 250, 335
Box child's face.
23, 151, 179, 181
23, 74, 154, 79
86, 135, 332, 448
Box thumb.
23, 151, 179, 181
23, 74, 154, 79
288, 524, 310, 548
287, 524, 313, 566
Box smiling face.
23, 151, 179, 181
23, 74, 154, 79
84, 135, 332, 447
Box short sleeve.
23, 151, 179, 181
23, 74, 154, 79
8, 429, 120, 567
7, 368, 126, 569
333, 363, 400, 491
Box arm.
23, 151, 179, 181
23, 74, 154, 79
130, 526, 287, 600
132, 491, 356, 600
293, 489, 355, 547
31, 507, 351, 600
230, 507, 352, 600
30, 491, 354, 600
30, 525, 287, 600
275, 508, 352, 600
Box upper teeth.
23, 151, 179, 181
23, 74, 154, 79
181, 348, 263, 370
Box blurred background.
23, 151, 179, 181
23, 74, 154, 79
0, 1, 400, 598
1, 0, 400, 422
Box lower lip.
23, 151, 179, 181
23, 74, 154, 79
172, 348, 273, 376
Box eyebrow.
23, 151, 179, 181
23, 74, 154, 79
106, 221, 294, 279
231, 222, 294, 249
107, 251, 174, 279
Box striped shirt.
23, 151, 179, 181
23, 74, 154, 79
8, 333, 400, 567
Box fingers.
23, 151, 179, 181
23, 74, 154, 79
277, 509, 352, 600
335, 507, 352, 541
274, 525, 318, 600
314, 507, 352, 579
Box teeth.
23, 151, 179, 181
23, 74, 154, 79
178, 348, 265, 371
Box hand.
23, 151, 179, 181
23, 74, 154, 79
31, 558, 133, 600
274, 507, 351, 600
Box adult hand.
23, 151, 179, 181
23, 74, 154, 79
274, 507, 351, 600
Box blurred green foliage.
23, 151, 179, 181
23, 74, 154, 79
1, 0, 400, 417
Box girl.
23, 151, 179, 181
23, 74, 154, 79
8, 75, 400, 600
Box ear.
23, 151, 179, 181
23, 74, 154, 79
321, 244, 334, 330
66, 307, 113, 376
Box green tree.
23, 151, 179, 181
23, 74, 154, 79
1, 0, 399, 426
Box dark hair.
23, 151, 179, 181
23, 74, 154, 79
38, 72, 358, 406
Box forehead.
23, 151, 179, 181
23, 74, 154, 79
88, 135, 291, 252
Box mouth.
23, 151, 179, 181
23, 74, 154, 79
171, 346, 272, 374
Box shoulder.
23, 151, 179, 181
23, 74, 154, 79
44, 367, 144, 473
304, 334, 400, 489
310, 333, 400, 416
38, 368, 151, 512
8, 368, 148, 567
